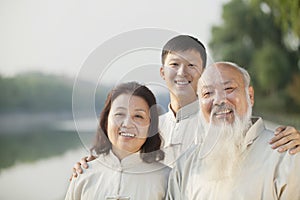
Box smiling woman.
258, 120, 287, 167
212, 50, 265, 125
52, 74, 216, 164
106, 94, 150, 160
65, 82, 170, 200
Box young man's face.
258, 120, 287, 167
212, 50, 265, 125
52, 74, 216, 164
160, 50, 204, 103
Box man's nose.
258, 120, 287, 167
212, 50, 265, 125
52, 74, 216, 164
213, 90, 226, 105
177, 64, 187, 76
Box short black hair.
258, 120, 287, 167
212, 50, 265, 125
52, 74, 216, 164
161, 35, 207, 68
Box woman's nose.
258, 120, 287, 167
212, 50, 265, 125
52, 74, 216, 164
121, 115, 134, 127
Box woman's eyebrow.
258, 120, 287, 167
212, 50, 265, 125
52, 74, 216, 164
115, 107, 126, 110
134, 108, 147, 113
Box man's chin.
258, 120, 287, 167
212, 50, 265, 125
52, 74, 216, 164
211, 117, 234, 126
173, 90, 196, 99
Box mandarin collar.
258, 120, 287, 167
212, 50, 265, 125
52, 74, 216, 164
168, 100, 199, 122
96, 150, 143, 171
95, 150, 164, 173
244, 117, 265, 146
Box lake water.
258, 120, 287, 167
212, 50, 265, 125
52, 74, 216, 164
0, 147, 89, 200
0, 113, 96, 200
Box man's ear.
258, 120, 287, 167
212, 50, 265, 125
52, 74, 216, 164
160, 66, 165, 80
248, 86, 255, 106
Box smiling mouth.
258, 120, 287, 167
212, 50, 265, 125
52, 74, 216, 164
175, 80, 191, 85
214, 109, 233, 118
119, 132, 136, 138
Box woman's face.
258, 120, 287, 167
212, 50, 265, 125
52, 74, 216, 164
107, 93, 150, 159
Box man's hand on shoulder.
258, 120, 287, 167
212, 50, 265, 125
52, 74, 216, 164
270, 126, 300, 155
69, 155, 97, 181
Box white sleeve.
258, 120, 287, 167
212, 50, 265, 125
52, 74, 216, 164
165, 165, 182, 200
277, 153, 300, 200
64, 178, 82, 200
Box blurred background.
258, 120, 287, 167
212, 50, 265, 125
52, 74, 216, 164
0, 0, 299, 199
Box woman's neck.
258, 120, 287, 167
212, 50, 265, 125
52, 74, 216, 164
112, 147, 135, 161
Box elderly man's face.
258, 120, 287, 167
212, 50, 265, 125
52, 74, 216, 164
198, 64, 254, 125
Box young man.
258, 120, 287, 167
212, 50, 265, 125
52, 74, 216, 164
166, 62, 300, 199
158, 35, 207, 166
71, 35, 300, 176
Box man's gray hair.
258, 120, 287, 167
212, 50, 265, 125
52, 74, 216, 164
214, 61, 251, 87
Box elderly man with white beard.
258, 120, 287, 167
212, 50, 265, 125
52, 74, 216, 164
166, 62, 300, 200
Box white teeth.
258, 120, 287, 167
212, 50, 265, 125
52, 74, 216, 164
216, 109, 231, 115
175, 80, 190, 85
120, 132, 135, 138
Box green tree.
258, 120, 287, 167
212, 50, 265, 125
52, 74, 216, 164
287, 73, 300, 108
252, 42, 291, 94
0, 72, 110, 113
209, 0, 300, 112
252, 0, 300, 38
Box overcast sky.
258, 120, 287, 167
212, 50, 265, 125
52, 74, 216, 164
0, 0, 229, 79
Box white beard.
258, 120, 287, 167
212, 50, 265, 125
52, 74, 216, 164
199, 99, 252, 183
196, 104, 252, 200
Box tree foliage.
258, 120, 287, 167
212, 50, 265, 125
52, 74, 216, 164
0, 73, 73, 112
287, 73, 300, 107
209, 0, 300, 113
252, 42, 291, 94
252, 0, 300, 38
0, 73, 108, 113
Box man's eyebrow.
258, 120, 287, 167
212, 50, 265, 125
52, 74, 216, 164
200, 85, 213, 90
200, 80, 236, 88
167, 58, 180, 61
223, 80, 238, 85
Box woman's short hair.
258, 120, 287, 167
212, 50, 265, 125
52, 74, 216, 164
90, 81, 164, 163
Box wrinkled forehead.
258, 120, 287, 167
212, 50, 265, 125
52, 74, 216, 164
198, 66, 223, 92
198, 64, 244, 89
200, 65, 222, 85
